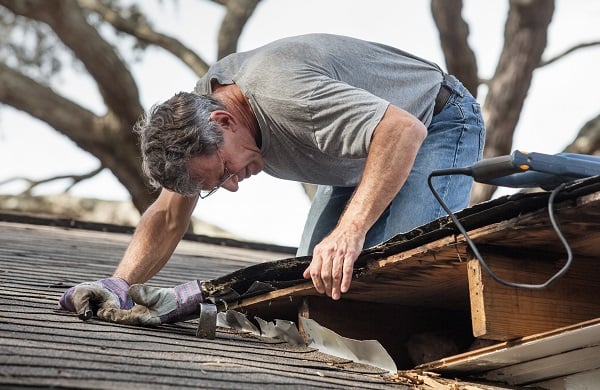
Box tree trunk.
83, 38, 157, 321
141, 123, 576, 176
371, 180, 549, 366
470, 0, 555, 205
563, 114, 600, 155
217, 0, 261, 59
430, 0, 479, 97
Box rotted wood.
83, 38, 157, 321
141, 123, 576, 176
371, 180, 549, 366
227, 234, 471, 318
228, 185, 600, 342
466, 190, 600, 257
211, 179, 600, 357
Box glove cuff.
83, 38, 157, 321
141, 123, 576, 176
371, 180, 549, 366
173, 279, 204, 318
58, 287, 77, 312
99, 277, 134, 309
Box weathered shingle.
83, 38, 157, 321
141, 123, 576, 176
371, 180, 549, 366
0, 218, 407, 389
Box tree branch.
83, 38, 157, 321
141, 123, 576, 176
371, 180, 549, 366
0, 62, 102, 146
0, 0, 143, 125
217, 0, 261, 59
563, 113, 600, 155
539, 41, 600, 67
0, 0, 159, 211
77, 0, 210, 76
0, 60, 154, 211
0, 166, 104, 195
471, 0, 555, 204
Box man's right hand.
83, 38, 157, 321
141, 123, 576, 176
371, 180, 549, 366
303, 227, 364, 301
58, 277, 134, 320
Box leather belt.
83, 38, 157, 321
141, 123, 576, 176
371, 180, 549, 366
433, 75, 452, 115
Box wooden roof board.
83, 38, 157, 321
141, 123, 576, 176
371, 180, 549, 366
204, 177, 600, 310
0, 219, 407, 389
224, 234, 471, 316
416, 318, 600, 386
466, 190, 600, 257
226, 199, 600, 326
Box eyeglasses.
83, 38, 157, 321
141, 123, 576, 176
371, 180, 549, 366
199, 149, 235, 199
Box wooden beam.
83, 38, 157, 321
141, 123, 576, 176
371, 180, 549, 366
468, 251, 600, 340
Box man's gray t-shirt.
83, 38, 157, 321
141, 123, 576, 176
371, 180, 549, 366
194, 33, 444, 187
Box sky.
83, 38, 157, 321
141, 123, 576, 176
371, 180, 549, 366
0, 0, 599, 247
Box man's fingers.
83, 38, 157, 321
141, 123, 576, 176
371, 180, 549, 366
302, 267, 311, 279
320, 255, 334, 298
309, 229, 364, 300
70, 283, 118, 318
69, 288, 91, 317
340, 257, 355, 294
330, 255, 345, 300
305, 256, 325, 295
97, 305, 160, 326
312, 272, 325, 294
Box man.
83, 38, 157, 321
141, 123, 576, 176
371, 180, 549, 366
59, 34, 485, 325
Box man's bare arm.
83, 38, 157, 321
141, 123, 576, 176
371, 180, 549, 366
304, 104, 427, 299
113, 188, 199, 284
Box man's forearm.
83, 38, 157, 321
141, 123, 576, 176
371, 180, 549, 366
337, 105, 427, 235
305, 104, 427, 300
113, 190, 198, 284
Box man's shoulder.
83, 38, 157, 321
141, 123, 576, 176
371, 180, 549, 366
260, 33, 363, 51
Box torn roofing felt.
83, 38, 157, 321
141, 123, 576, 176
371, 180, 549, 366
201, 175, 600, 303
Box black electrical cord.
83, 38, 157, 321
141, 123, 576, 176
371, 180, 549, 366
427, 169, 572, 289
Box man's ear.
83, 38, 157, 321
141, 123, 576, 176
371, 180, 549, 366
210, 110, 234, 129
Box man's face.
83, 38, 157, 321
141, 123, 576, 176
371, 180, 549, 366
187, 129, 264, 196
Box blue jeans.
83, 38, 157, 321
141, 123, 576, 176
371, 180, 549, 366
297, 75, 486, 256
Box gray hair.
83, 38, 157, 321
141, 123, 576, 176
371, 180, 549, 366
133, 92, 226, 195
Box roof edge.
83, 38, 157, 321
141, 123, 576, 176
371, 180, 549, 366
0, 210, 297, 254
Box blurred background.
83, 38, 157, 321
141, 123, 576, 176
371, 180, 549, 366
0, 0, 598, 247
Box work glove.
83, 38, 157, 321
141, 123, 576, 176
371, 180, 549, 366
100, 280, 205, 326
58, 277, 134, 320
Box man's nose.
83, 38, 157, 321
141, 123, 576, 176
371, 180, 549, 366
221, 175, 239, 192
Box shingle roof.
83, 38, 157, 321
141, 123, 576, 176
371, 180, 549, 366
0, 216, 409, 389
